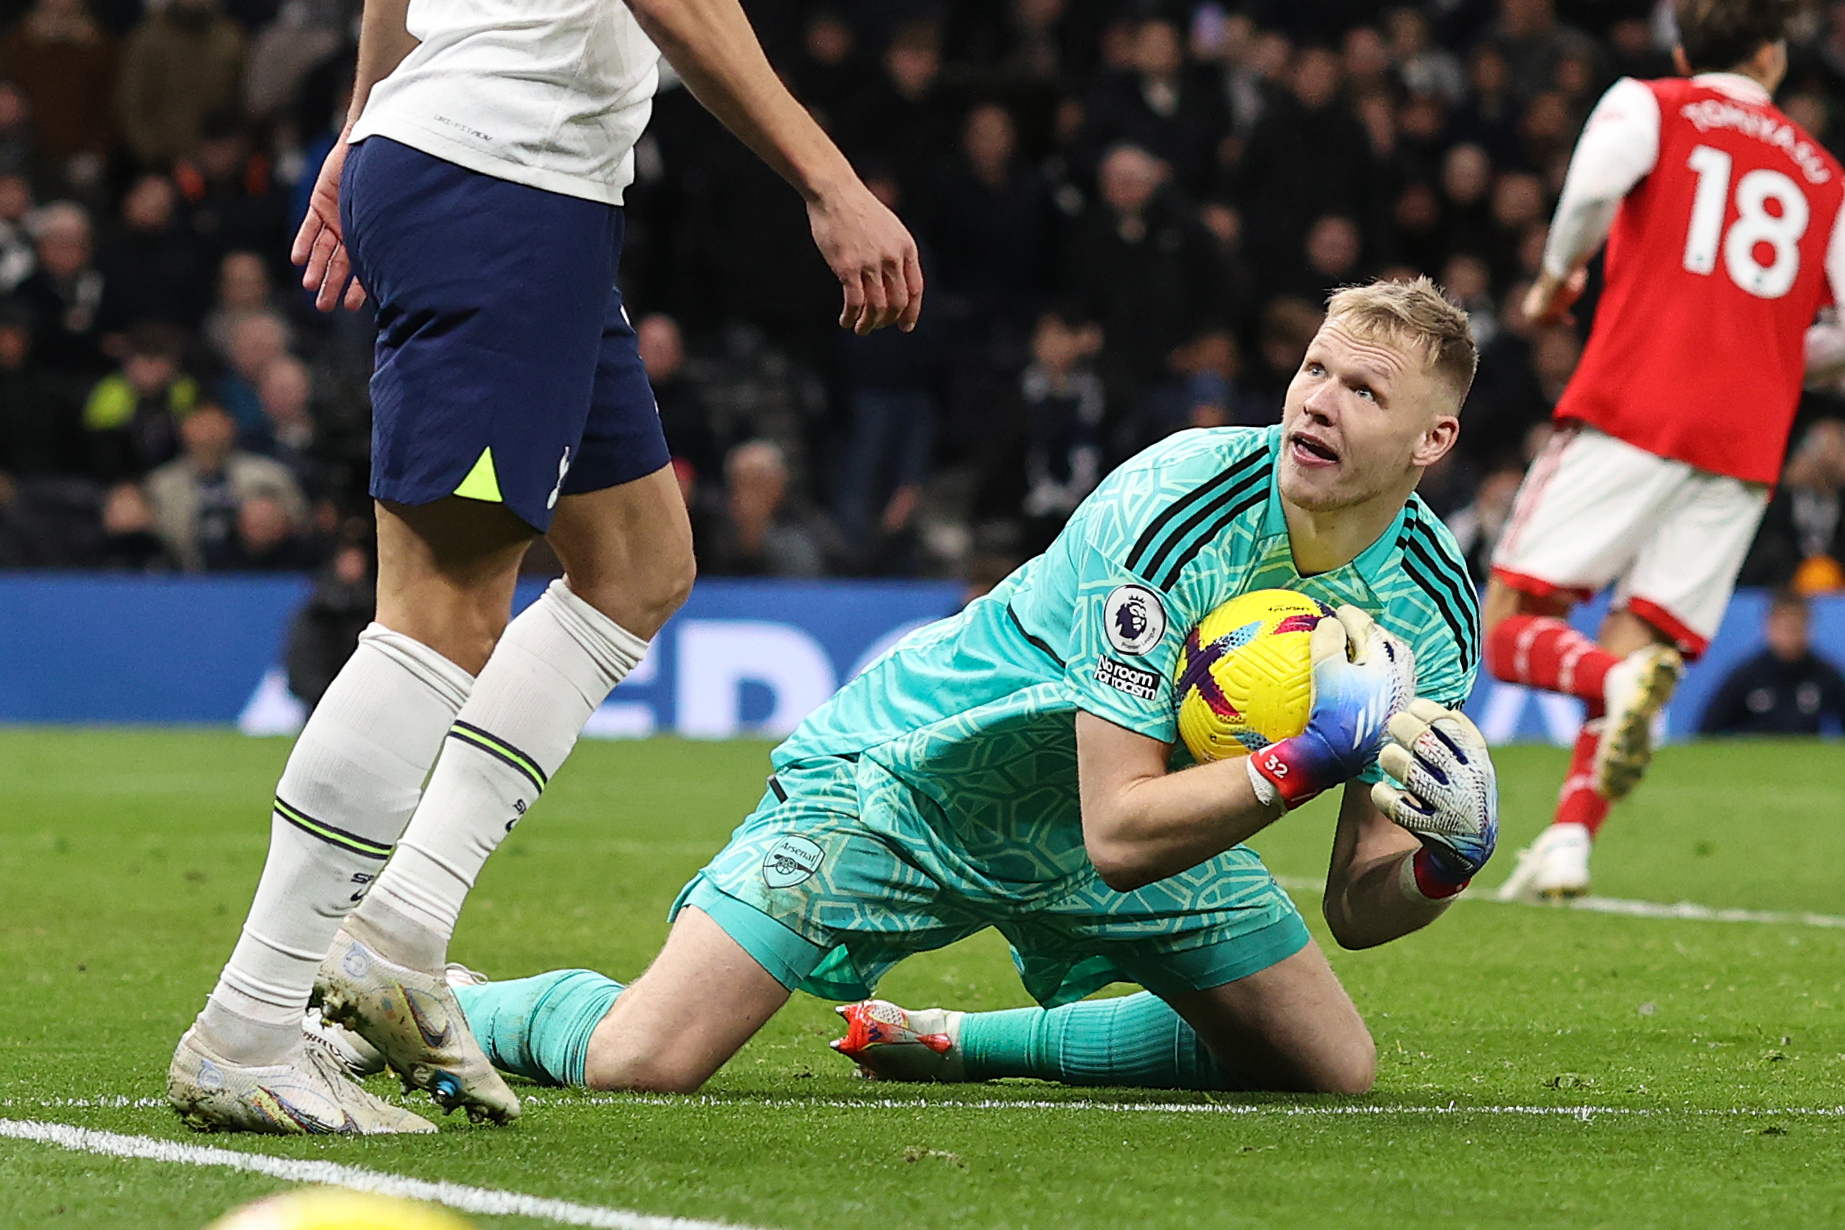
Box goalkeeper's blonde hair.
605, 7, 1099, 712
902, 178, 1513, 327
1325, 277, 1478, 409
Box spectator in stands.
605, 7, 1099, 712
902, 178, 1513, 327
176, 110, 285, 258
637, 312, 720, 493
116, 0, 245, 169
0, 302, 92, 564
925, 102, 1054, 338
82, 320, 198, 482
1484, 0, 1602, 106
1700, 591, 1845, 736
0, 81, 32, 182
0, 303, 84, 487
0, 174, 35, 295
3, 0, 115, 196
1236, 45, 1374, 293
17, 201, 108, 377
787, 9, 873, 131
1442, 463, 1524, 584
1243, 294, 1321, 407
1019, 308, 1104, 554
207, 488, 320, 570
201, 249, 274, 358
833, 174, 944, 570
96, 173, 213, 333
1073, 15, 1228, 199
257, 353, 318, 493
1742, 419, 1845, 591
95, 477, 175, 571
1295, 213, 1366, 300
1388, 6, 1465, 104
1064, 142, 1222, 453
284, 535, 376, 709
217, 309, 289, 444
838, 21, 956, 206
145, 399, 304, 571
700, 439, 826, 578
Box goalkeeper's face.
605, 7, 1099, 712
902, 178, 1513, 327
1278, 318, 1459, 515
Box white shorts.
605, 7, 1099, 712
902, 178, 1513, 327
1490, 424, 1768, 657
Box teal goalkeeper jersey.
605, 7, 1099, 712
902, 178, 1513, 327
773, 425, 1479, 877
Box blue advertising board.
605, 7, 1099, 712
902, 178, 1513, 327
0, 574, 1839, 741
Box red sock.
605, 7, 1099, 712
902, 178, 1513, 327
1486, 614, 1620, 703
1554, 712, 1610, 839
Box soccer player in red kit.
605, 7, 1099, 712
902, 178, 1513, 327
1489, 0, 1845, 900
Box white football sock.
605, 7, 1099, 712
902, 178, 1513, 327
197, 626, 473, 1063
359, 580, 648, 969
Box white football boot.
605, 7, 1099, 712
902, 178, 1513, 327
168, 1026, 436, 1135
304, 964, 488, 1079
1493, 822, 1593, 903
1595, 643, 1683, 801
312, 925, 520, 1125
831, 1000, 967, 1082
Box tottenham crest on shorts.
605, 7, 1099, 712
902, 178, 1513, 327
1103, 584, 1167, 656
762, 836, 825, 888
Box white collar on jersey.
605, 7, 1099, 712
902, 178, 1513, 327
1690, 71, 1772, 104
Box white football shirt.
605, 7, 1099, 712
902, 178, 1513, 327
350, 0, 662, 205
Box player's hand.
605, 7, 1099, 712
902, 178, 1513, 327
1372, 699, 1498, 893
807, 179, 923, 335
291, 135, 367, 313
1521, 268, 1586, 327
1247, 606, 1414, 811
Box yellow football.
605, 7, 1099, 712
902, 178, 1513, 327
1174, 589, 1334, 762
205, 1188, 477, 1230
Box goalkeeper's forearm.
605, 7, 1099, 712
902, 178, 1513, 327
1081, 760, 1285, 893
1076, 713, 1283, 893
1321, 784, 1454, 950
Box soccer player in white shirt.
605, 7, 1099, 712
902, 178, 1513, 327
168, 0, 922, 1134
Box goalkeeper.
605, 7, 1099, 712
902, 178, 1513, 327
325, 279, 1497, 1096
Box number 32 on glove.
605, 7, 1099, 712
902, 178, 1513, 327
1370, 699, 1499, 900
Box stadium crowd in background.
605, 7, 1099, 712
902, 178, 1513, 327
1, 0, 1844, 596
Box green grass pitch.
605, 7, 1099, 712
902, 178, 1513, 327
4, 729, 1845, 1229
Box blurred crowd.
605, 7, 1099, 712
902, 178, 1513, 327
0, 0, 1843, 598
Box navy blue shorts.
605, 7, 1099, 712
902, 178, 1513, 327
341, 137, 671, 532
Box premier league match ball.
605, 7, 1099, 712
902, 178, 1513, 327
1173, 589, 1335, 762
205, 1188, 477, 1230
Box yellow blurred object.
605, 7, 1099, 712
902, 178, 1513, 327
1793, 554, 1845, 595
1173, 589, 1333, 763
205, 1188, 477, 1230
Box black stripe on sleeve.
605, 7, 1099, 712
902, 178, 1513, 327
1007, 603, 1065, 668
1124, 449, 1269, 576
1405, 532, 1481, 646
1403, 554, 1478, 674
1153, 477, 1273, 591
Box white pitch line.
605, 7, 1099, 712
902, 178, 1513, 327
0, 1118, 766, 1230
520, 1093, 1845, 1120
24, 1093, 1845, 1121
1270, 876, 1845, 929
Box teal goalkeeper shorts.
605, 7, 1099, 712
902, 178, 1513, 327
670, 755, 1309, 1007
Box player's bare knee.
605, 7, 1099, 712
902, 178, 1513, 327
1311, 1031, 1376, 1095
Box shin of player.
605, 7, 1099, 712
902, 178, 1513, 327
1484, 0, 1845, 902
174, 0, 921, 1134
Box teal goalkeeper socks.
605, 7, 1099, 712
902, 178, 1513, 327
452, 969, 623, 1087
957, 991, 1240, 1090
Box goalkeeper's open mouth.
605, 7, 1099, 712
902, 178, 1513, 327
1289, 430, 1340, 466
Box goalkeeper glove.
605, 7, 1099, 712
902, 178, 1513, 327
1371, 698, 1499, 898
1248, 606, 1414, 811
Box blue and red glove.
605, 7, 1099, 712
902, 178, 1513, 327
1247, 606, 1413, 811
1371, 699, 1499, 899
